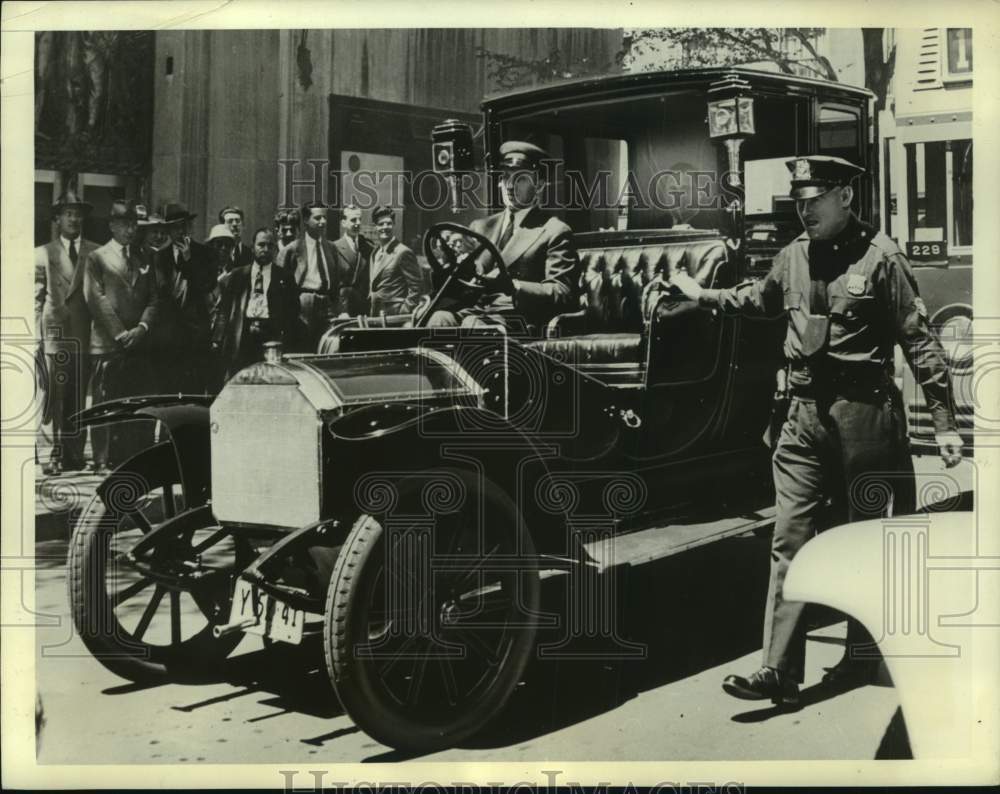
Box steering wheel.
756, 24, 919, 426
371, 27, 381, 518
417, 222, 515, 326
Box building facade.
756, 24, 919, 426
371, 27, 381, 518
34, 28, 623, 246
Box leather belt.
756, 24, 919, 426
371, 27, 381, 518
787, 360, 892, 402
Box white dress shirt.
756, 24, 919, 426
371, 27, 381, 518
301, 235, 325, 290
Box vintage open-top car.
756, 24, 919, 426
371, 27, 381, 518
68, 67, 876, 752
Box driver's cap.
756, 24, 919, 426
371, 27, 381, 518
498, 140, 549, 172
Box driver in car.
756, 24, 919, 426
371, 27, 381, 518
426, 141, 580, 331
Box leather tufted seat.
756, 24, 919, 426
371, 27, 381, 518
526, 236, 729, 387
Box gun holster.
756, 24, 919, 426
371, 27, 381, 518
762, 366, 790, 450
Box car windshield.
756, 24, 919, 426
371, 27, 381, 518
499, 88, 806, 235
298, 350, 478, 404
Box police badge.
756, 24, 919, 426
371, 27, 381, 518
846, 273, 866, 296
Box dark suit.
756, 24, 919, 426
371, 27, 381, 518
83, 240, 160, 467
148, 240, 219, 394
429, 206, 580, 330
229, 241, 253, 271
332, 234, 373, 316
212, 262, 300, 380
34, 236, 97, 468
368, 238, 426, 316
276, 235, 339, 350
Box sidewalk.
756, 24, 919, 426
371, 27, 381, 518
34, 436, 101, 542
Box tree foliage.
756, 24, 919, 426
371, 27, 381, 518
476, 28, 896, 111
625, 28, 838, 81
475, 46, 625, 91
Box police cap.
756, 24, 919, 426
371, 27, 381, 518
786, 155, 865, 200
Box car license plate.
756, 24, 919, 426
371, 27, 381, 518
230, 578, 304, 645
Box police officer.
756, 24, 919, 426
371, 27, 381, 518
670, 155, 963, 707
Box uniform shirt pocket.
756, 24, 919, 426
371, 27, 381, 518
829, 280, 876, 325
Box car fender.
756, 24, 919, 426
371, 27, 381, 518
75, 396, 213, 506
784, 511, 988, 759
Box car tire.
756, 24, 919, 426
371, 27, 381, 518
324, 471, 540, 752
67, 443, 251, 682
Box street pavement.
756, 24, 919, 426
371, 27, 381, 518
32, 455, 973, 764
34, 540, 905, 765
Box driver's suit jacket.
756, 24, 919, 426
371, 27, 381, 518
470, 205, 580, 327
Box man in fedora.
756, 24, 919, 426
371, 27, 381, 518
426, 140, 580, 331
34, 190, 97, 474
670, 155, 962, 706
150, 202, 219, 394
84, 199, 160, 473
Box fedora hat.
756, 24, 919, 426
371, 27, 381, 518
51, 189, 92, 216
108, 199, 138, 222
158, 201, 198, 225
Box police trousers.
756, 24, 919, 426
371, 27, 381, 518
763, 389, 914, 681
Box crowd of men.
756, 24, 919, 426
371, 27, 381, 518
35, 194, 428, 475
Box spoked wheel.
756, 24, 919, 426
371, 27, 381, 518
68, 443, 256, 682
325, 475, 540, 752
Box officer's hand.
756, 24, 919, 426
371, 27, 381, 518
935, 431, 964, 468
669, 270, 702, 301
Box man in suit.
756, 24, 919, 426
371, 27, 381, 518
34, 190, 98, 474
212, 228, 301, 380
150, 202, 219, 394
219, 205, 254, 270
332, 204, 373, 316
426, 141, 580, 332
276, 201, 339, 350
367, 206, 426, 317
84, 200, 160, 473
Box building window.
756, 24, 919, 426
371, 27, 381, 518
818, 106, 860, 161
943, 28, 972, 81
904, 139, 972, 253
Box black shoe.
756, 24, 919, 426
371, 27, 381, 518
62, 458, 87, 472
722, 666, 800, 707
42, 460, 62, 476
822, 656, 878, 689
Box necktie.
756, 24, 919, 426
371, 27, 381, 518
69, 239, 78, 266
254, 266, 263, 296
497, 210, 515, 251
315, 239, 330, 292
